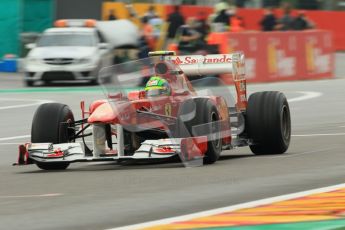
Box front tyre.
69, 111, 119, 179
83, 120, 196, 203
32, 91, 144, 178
31, 103, 75, 170
246, 91, 291, 155
177, 98, 222, 164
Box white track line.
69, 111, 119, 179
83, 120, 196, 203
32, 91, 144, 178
292, 133, 345, 137
110, 183, 345, 230
0, 193, 63, 199
0, 143, 24, 145
287, 91, 322, 103
0, 135, 30, 142
0, 98, 52, 110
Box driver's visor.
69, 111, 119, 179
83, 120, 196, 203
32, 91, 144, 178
145, 86, 169, 97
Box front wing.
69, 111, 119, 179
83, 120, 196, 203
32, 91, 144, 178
16, 137, 207, 165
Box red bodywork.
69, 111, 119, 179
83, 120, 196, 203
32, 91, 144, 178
85, 68, 232, 146
14, 53, 250, 168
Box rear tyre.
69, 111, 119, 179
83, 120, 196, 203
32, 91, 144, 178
246, 91, 291, 155
177, 98, 222, 164
31, 103, 75, 170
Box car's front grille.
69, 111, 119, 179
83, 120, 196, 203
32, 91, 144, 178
42, 71, 75, 81
44, 58, 74, 65
81, 71, 91, 77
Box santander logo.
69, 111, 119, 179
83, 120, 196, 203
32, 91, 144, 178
171, 55, 232, 65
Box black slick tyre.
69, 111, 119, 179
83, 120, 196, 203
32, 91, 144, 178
177, 98, 222, 164
246, 91, 291, 155
31, 103, 75, 170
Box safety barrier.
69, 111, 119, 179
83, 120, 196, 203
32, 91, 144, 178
208, 30, 334, 83
102, 3, 334, 83
102, 3, 345, 51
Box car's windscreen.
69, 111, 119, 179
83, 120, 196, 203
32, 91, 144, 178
37, 33, 95, 47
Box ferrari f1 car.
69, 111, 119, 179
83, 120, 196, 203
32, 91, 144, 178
15, 51, 291, 170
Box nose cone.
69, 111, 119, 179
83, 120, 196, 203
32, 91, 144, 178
88, 101, 136, 124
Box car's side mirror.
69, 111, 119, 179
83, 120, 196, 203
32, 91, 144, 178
98, 43, 109, 49
26, 43, 36, 49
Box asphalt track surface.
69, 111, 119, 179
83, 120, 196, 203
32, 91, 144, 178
0, 73, 344, 230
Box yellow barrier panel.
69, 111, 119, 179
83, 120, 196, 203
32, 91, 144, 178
102, 3, 167, 22
102, 2, 128, 20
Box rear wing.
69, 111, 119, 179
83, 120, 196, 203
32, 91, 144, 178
168, 52, 247, 111
167, 52, 245, 80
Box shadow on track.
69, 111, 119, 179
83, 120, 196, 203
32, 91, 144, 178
15, 154, 255, 173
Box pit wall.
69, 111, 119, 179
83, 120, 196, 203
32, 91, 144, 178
102, 3, 335, 82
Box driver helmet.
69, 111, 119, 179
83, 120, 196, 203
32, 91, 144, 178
145, 76, 171, 97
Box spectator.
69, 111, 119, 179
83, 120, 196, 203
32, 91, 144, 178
230, 15, 245, 32
214, 9, 231, 26
209, 1, 230, 32
195, 11, 209, 40
214, 0, 230, 13
167, 5, 185, 42
297, 0, 319, 10
260, 7, 277, 31
125, 3, 137, 19
137, 36, 150, 59
263, 0, 281, 8
176, 17, 203, 54
149, 15, 163, 41
276, 3, 294, 31
141, 17, 155, 51
143, 5, 158, 22
141, 6, 163, 50
108, 9, 117, 21
293, 11, 314, 30
235, 0, 247, 7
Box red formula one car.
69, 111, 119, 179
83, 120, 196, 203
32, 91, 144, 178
15, 51, 291, 170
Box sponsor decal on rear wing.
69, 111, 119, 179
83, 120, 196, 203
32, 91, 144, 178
171, 54, 232, 65
168, 52, 245, 79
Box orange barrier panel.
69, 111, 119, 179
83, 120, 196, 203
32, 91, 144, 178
165, 5, 213, 20
236, 8, 345, 51
101, 3, 335, 83
303, 10, 345, 51
208, 30, 334, 83
102, 2, 129, 20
